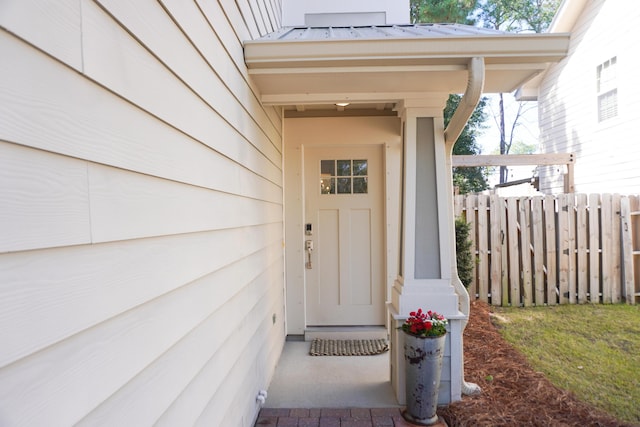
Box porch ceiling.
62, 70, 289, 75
244, 24, 570, 109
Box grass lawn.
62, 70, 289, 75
491, 304, 640, 425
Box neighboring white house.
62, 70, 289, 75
0, 1, 568, 426
520, 0, 640, 194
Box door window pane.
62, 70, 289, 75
353, 159, 367, 176
321, 160, 335, 176
319, 159, 368, 195
337, 178, 352, 194
337, 160, 351, 176
321, 177, 335, 194
353, 177, 368, 194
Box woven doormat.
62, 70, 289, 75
309, 338, 389, 356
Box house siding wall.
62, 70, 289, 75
0, 1, 284, 426
538, 0, 640, 194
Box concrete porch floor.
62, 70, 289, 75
263, 340, 399, 408
254, 341, 449, 426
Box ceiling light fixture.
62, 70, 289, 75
335, 102, 350, 107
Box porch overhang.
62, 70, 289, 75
244, 24, 570, 108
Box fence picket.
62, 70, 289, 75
507, 198, 520, 306
499, 197, 509, 306
621, 196, 635, 303
477, 195, 489, 302
520, 198, 533, 307
531, 197, 545, 305
558, 194, 571, 304
576, 194, 588, 303
632, 195, 640, 304
567, 195, 577, 303
465, 195, 478, 298
544, 195, 557, 305
588, 194, 601, 303
489, 195, 503, 306
601, 194, 613, 303
612, 194, 622, 303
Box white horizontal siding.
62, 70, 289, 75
0, 32, 281, 205
539, 0, 640, 195
82, 1, 282, 178
0, 0, 82, 70
0, 0, 284, 426
74, 246, 283, 426
0, 143, 91, 252
0, 223, 281, 369
88, 164, 282, 242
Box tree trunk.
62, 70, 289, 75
499, 93, 508, 184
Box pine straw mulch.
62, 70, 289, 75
439, 301, 636, 427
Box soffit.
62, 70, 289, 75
244, 24, 570, 108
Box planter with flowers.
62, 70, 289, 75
401, 308, 448, 426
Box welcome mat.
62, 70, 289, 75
309, 338, 389, 356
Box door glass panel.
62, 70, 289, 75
353, 159, 367, 176
353, 177, 368, 194
321, 160, 335, 176
320, 159, 368, 195
337, 160, 351, 176
321, 177, 335, 194
337, 177, 351, 194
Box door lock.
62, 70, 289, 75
305, 240, 313, 269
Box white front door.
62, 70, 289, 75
304, 145, 385, 326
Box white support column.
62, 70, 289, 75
388, 97, 466, 405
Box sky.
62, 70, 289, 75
477, 92, 541, 186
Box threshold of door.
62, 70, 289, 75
304, 326, 387, 342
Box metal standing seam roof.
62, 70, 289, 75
255, 23, 508, 42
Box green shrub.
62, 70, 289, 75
455, 217, 473, 289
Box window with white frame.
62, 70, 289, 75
596, 57, 618, 122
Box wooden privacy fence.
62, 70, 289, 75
454, 193, 640, 306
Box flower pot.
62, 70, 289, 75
403, 332, 446, 425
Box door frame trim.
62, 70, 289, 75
282, 116, 402, 335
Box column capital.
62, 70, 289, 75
395, 95, 448, 119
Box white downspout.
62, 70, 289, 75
444, 56, 485, 396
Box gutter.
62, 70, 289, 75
444, 57, 485, 147
444, 56, 485, 397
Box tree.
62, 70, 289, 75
410, 0, 478, 24
478, 0, 560, 183
410, 0, 490, 194
445, 95, 490, 193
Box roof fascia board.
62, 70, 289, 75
249, 62, 547, 76
244, 34, 570, 69
248, 64, 467, 75
260, 91, 451, 106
